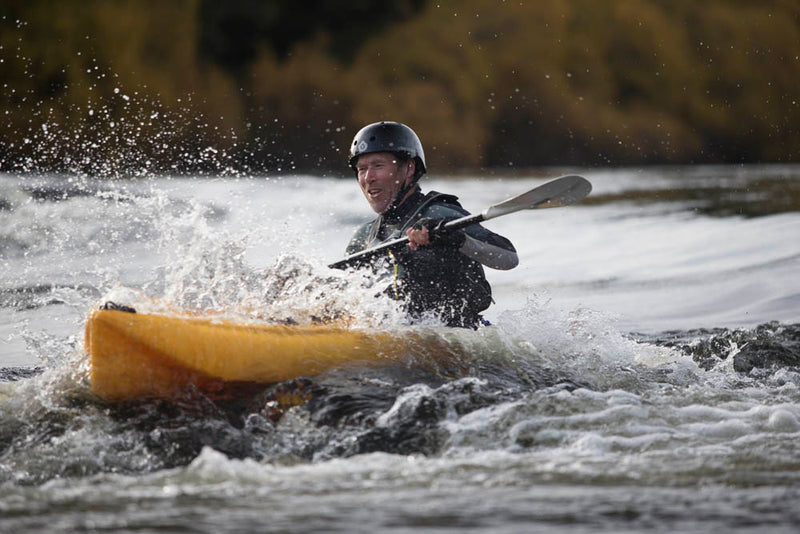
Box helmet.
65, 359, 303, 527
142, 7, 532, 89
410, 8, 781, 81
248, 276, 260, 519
348, 121, 426, 177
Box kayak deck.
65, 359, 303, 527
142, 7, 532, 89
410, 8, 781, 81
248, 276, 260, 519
85, 308, 463, 401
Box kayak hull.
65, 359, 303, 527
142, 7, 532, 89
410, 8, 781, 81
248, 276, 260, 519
85, 309, 460, 401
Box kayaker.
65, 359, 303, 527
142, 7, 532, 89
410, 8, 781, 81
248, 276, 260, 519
345, 121, 518, 328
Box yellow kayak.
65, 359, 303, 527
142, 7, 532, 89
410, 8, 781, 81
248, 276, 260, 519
85, 307, 466, 401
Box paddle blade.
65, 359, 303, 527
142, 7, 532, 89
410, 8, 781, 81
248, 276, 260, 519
482, 175, 592, 220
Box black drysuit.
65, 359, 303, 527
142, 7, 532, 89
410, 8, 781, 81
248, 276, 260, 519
346, 189, 517, 328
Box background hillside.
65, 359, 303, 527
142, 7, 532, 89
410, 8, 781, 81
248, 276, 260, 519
1, 0, 798, 177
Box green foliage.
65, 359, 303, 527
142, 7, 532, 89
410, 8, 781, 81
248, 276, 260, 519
199, 0, 425, 69
0, 0, 798, 176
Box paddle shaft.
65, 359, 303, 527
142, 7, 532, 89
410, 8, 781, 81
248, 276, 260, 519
328, 174, 591, 270
328, 213, 484, 270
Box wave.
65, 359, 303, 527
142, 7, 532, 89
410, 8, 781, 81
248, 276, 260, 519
2, 306, 798, 486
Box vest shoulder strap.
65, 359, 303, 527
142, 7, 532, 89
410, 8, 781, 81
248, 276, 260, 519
396, 191, 462, 232
366, 191, 463, 245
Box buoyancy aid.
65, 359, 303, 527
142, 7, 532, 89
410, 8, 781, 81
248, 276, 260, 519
347, 190, 493, 328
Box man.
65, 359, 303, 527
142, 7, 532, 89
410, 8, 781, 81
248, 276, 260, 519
345, 121, 518, 328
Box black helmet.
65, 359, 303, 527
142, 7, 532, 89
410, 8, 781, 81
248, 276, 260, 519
348, 121, 426, 177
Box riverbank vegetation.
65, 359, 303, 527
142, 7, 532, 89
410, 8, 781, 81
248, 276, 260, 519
1, 0, 798, 177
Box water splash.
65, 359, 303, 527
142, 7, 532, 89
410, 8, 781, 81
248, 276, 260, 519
1, 44, 244, 179
96, 188, 408, 328
496, 296, 695, 391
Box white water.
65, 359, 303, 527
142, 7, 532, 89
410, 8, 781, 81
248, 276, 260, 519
2, 166, 800, 532
3, 167, 799, 365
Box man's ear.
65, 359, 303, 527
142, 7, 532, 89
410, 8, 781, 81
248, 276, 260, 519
404, 159, 416, 186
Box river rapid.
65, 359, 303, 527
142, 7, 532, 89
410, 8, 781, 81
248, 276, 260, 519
1, 166, 800, 533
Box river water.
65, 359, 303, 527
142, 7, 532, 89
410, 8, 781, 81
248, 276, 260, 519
1, 166, 799, 532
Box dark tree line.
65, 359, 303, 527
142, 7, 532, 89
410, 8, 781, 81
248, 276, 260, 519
1, 0, 798, 177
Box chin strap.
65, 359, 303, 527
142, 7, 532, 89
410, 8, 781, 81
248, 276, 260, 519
384, 179, 421, 218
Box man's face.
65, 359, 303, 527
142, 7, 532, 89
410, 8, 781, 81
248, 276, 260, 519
356, 152, 415, 214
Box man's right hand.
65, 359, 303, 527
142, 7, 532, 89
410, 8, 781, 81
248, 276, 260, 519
407, 217, 465, 250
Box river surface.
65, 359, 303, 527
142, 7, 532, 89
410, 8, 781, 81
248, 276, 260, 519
1, 166, 800, 533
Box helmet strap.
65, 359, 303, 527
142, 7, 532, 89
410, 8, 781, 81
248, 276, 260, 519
384, 157, 423, 216
385, 177, 421, 217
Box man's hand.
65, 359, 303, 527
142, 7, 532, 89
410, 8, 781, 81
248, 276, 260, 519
406, 217, 465, 251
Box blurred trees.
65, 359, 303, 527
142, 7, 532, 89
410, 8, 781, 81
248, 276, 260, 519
0, 0, 797, 177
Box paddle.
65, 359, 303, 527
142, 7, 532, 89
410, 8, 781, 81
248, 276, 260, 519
328, 174, 592, 270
